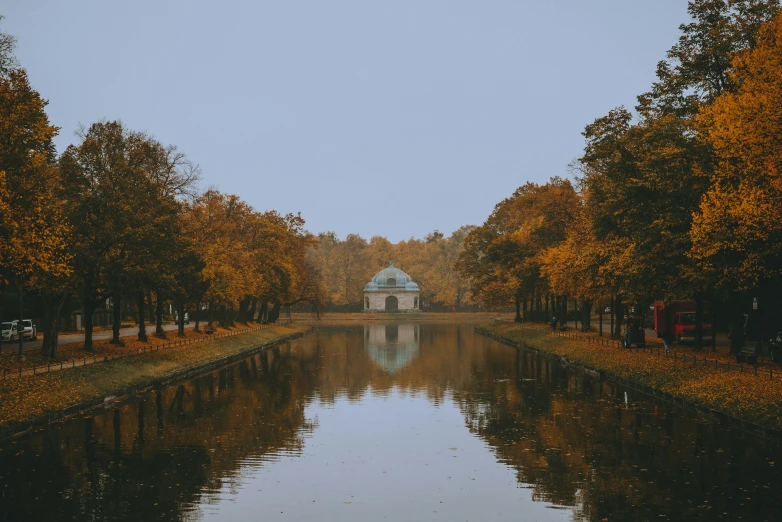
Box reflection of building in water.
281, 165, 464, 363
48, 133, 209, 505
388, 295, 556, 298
364, 324, 420, 374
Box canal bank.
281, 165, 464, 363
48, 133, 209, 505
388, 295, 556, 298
477, 323, 782, 435
0, 323, 312, 442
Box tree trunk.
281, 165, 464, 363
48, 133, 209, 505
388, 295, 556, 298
610, 295, 615, 338
137, 290, 148, 342
729, 294, 744, 354
599, 300, 603, 336
194, 301, 201, 332
16, 286, 24, 360
259, 301, 268, 323
111, 289, 122, 345
536, 293, 542, 322
248, 297, 257, 323
84, 294, 96, 352
711, 306, 717, 353
146, 292, 155, 324
574, 299, 579, 330
207, 301, 214, 329
514, 296, 522, 323
560, 295, 567, 329
0, 279, 4, 336
268, 302, 281, 323
238, 297, 250, 324
177, 303, 185, 337
581, 300, 592, 331
614, 297, 624, 338
694, 292, 704, 351
155, 294, 165, 336
40, 293, 66, 358
218, 304, 228, 327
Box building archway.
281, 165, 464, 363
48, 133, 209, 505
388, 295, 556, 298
385, 295, 398, 312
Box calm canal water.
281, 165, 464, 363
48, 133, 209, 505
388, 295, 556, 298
1, 323, 781, 521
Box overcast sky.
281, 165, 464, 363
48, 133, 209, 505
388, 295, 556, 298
5, 1, 687, 242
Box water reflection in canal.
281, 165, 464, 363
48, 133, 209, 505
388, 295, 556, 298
1, 323, 781, 521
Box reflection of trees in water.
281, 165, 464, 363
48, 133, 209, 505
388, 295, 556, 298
2, 324, 782, 521
297, 324, 782, 521
0, 347, 318, 522
453, 346, 782, 521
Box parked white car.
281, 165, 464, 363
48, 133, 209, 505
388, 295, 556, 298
1, 320, 37, 341
1, 322, 12, 342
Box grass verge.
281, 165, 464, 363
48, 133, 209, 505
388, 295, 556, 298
0, 324, 249, 373
0, 323, 310, 433
480, 322, 782, 432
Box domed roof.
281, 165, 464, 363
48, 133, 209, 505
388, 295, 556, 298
364, 261, 417, 291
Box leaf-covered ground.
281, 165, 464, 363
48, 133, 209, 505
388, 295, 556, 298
0, 323, 260, 374
482, 323, 782, 431
0, 323, 309, 430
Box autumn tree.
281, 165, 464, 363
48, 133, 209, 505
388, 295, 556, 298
692, 11, 782, 350
182, 190, 254, 329
458, 179, 578, 321
0, 63, 71, 358
60, 121, 169, 351
0, 16, 18, 76
325, 234, 373, 308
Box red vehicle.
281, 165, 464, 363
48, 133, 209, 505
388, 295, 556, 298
654, 300, 713, 343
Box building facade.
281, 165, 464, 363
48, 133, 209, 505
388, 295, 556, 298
363, 262, 421, 312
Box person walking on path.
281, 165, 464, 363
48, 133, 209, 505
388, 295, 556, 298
662, 329, 673, 354
550, 316, 558, 332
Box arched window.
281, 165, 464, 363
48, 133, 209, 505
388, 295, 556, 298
365, 298, 369, 310
387, 277, 396, 286
414, 297, 418, 309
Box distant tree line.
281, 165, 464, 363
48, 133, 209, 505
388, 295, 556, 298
309, 227, 475, 311
0, 17, 321, 358
456, 0, 782, 353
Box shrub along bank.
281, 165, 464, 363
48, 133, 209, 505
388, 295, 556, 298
0, 323, 310, 437
479, 323, 782, 432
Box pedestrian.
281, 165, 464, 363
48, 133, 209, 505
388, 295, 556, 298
662, 330, 672, 354
550, 316, 557, 332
